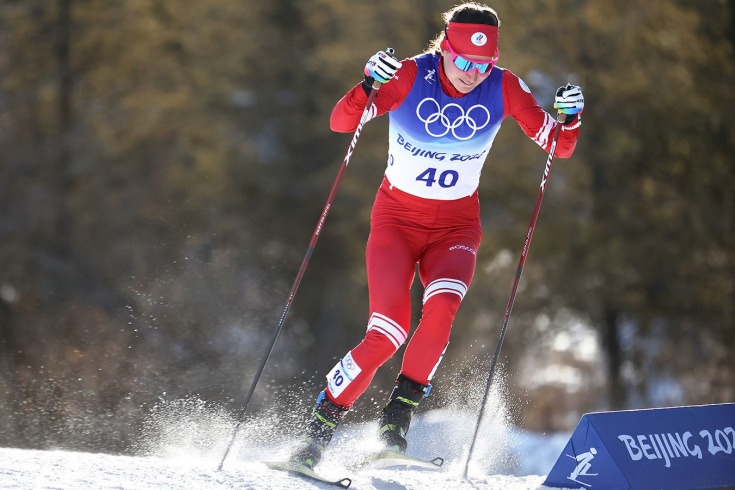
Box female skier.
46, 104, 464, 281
292, 2, 584, 469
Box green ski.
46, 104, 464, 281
368, 449, 444, 470
266, 461, 352, 488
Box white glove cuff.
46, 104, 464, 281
561, 115, 582, 131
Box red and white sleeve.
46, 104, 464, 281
501, 70, 579, 158
330, 59, 418, 133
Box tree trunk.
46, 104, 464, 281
54, 0, 73, 258
602, 306, 625, 409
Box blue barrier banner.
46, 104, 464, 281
544, 403, 735, 489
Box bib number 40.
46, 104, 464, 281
416, 168, 459, 188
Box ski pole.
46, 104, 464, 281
216, 51, 393, 471
463, 111, 567, 479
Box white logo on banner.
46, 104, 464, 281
566, 447, 599, 487
416, 97, 490, 140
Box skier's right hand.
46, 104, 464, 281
364, 50, 402, 84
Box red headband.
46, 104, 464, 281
444, 22, 499, 58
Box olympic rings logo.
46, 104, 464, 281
416, 97, 491, 140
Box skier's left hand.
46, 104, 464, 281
554, 84, 584, 126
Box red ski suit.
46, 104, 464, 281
323, 55, 579, 409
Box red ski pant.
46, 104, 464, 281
325, 178, 482, 408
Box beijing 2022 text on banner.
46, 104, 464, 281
544, 403, 735, 489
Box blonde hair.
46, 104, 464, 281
424, 2, 501, 54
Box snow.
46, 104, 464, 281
0, 407, 569, 489
0, 445, 553, 489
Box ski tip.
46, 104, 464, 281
265, 461, 352, 488
369, 450, 445, 471
430, 456, 444, 468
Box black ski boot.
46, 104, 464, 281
378, 374, 430, 453
291, 391, 348, 469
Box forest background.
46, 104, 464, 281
0, 0, 733, 455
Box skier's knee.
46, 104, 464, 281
366, 311, 408, 351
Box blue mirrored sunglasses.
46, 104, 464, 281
443, 33, 499, 75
